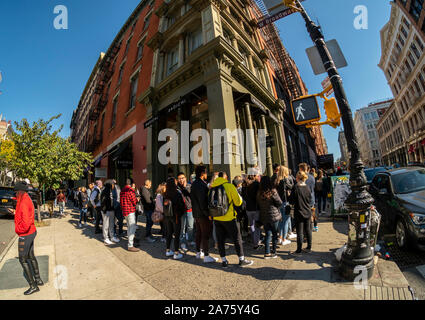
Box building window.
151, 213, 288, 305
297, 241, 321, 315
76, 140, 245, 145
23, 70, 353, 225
223, 28, 233, 45
239, 46, 249, 67
415, 36, 424, 51
410, 0, 423, 21
398, 35, 405, 47
402, 17, 410, 29
188, 28, 203, 55
408, 52, 416, 67
111, 98, 118, 127
125, 36, 132, 56
419, 73, 425, 92
166, 46, 179, 75
400, 26, 408, 39
136, 39, 145, 61
129, 74, 139, 110
143, 13, 152, 31
118, 63, 125, 84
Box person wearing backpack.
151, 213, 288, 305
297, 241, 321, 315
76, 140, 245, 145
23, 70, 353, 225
209, 172, 253, 268
163, 177, 185, 260
190, 166, 217, 263
100, 182, 120, 246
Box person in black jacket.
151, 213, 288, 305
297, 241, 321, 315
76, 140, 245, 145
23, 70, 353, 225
190, 166, 218, 263
177, 172, 194, 251
164, 177, 186, 260
289, 171, 313, 254
257, 176, 283, 259
100, 182, 120, 246
140, 180, 155, 242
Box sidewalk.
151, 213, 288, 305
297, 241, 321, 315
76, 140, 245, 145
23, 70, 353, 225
0, 208, 414, 300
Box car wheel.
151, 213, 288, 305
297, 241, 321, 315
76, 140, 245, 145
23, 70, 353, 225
396, 219, 408, 248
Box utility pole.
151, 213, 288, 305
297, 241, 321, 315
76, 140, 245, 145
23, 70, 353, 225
294, 0, 376, 280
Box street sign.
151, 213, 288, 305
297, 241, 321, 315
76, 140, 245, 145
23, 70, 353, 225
291, 95, 321, 125
258, 0, 305, 28
321, 76, 334, 97
306, 39, 348, 75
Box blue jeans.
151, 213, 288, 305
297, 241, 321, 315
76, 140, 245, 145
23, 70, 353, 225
180, 211, 194, 244
79, 208, 87, 224
278, 204, 291, 239
145, 210, 153, 238
265, 221, 279, 254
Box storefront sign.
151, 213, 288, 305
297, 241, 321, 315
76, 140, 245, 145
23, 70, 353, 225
117, 160, 133, 169
95, 168, 107, 178
144, 115, 159, 129
165, 97, 188, 114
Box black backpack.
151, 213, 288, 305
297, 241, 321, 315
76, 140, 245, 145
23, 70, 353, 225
163, 198, 173, 217
208, 184, 230, 217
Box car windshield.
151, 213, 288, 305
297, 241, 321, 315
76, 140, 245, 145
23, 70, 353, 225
392, 169, 425, 194
365, 168, 386, 182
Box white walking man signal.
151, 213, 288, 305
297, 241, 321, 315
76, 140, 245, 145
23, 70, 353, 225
296, 103, 306, 121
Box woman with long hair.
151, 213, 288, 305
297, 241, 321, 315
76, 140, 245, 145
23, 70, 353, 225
154, 183, 167, 242
274, 165, 296, 245
164, 177, 186, 259
14, 181, 43, 295
256, 176, 283, 259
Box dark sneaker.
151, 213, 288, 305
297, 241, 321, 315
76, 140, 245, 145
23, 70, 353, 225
303, 248, 312, 253
222, 260, 229, 268
292, 250, 302, 255
253, 244, 264, 250
239, 259, 254, 267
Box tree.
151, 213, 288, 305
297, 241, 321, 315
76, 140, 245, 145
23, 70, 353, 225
0, 139, 16, 185
10, 114, 92, 222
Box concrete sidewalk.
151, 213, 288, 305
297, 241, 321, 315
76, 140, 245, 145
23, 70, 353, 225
0, 208, 414, 300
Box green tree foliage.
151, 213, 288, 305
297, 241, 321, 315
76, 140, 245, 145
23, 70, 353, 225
10, 114, 92, 221
0, 139, 16, 185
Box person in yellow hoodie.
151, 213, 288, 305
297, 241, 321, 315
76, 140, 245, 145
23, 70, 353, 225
210, 172, 254, 268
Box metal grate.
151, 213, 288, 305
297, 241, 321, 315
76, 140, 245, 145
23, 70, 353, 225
386, 243, 425, 269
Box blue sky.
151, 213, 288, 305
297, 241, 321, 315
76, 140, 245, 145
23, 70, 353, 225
0, 0, 393, 160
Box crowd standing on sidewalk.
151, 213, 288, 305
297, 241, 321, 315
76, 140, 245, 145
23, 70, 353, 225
26, 163, 332, 277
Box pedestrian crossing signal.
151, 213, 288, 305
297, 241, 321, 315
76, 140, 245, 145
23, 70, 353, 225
291, 95, 321, 125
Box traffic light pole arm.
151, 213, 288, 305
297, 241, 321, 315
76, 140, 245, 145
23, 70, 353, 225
294, 0, 375, 281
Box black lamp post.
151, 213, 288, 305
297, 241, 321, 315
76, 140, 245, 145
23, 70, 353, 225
294, 0, 376, 280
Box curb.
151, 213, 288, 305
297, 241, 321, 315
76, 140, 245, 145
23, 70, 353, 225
0, 234, 17, 265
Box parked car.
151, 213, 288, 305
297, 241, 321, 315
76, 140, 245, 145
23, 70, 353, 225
364, 167, 389, 184
0, 185, 39, 216
369, 167, 425, 251
0, 186, 17, 216
407, 162, 425, 168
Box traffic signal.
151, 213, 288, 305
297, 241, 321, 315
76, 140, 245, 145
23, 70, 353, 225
324, 98, 341, 128
291, 95, 321, 125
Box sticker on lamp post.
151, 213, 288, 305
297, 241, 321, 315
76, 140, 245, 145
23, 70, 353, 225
291, 95, 321, 125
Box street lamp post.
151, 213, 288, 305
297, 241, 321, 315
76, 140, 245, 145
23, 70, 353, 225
294, 0, 376, 280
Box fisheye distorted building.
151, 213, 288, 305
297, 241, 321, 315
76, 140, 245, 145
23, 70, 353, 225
70, 0, 326, 186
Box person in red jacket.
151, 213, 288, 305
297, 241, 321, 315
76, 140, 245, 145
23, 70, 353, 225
14, 181, 44, 295
120, 178, 139, 252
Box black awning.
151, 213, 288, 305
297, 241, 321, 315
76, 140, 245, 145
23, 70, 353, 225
110, 140, 131, 162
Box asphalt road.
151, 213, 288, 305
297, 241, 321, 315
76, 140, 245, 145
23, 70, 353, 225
0, 215, 15, 258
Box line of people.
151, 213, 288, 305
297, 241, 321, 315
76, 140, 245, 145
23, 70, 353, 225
69, 162, 330, 268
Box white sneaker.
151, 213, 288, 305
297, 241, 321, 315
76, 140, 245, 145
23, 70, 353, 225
173, 253, 183, 260
104, 239, 114, 245
166, 250, 174, 257
282, 239, 292, 246
203, 256, 218, 263
196, 252, 205, 259
78, 223, 82, 228
111, 237, 120, 243
277, 238, 283, 245
288, 233, 297, 240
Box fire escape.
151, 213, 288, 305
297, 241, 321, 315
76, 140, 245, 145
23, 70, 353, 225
87, 41, 121, 153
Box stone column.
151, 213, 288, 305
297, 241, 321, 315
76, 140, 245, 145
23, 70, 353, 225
201, 53, 241, 178
260, 114, 273, 176
244, 102, 258, 170
247, 53, 254, 73
178, 34, 185, 68
150, 48, 160, 87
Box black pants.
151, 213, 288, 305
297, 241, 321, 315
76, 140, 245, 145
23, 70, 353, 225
295, 216, 312, 251
18, 231, 37, 262
214, 219, 244, 258
95, 207, 102, 231
114, 206, 124, 235
195, 217, 213, 255
165, 216, 181, 252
